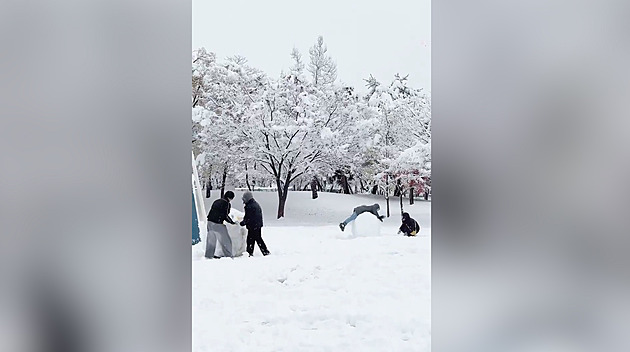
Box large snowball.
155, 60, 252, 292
214, 209, 248, 257
350, 212, 382, 238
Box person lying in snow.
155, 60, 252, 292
339, 203, 385, 231
239, 191, 270, 256
398, 212, 420, 236
205, 191, 236, 259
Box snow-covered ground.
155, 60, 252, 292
193, 191, 430, 351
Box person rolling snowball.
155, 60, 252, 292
398, 212, 420, 236
239, 192, 270, 257
205, 191, 236, 259
339, 203, 385, 231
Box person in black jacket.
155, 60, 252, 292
239, 191, 269, 256
205, 191, 236, 258
339, 203, 385, 231
398, 212, 420, 236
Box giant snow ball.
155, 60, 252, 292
350, 212, 382, 238
213, 209, 248, 257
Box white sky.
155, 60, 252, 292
193, 0, 430, 93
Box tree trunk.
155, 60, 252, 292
205, 176, 212, 198
424, 190, 429, 201
386, 175, 390, 217
277, 175, 291, 219
400, 191, 404, 217
277, 192, 287, 218
341, 174, 350, 194
220, 165, 227, 198
311, 177, 318, 199
410, 187, 415, 205
276, 175, 286, 218
371, 185, 378, 195
245, 163, 252, 191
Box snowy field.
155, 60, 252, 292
193, 191, 430, 351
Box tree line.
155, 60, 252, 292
193, 36, 431, 218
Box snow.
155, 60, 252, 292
320, 126, 334, 140
224, 209, 248, 256
193, 191, 430, 351
349, 212, 382, 238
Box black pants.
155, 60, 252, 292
246, 228, 269, 256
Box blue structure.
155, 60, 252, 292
192, 189, 201, 245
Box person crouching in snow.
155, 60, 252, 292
398, 212, 420, 236
239, 191, 269, 256
339, 203, 385, 231
205, 191, 236, 259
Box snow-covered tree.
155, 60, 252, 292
290, 47, 305, 76
308, 36, 337, 86
388, 75, 431, 198
356, 73, 433, 215
192, 49, 267, 197
192, 44, 431, 220
244, 73, 332, 218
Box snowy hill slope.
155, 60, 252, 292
194, 192, 430, 351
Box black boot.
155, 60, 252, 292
339, 223, 345, 231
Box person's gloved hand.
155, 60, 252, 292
378, 215, 385, 221
397, 230, 402, 235
239, 221, 245, 227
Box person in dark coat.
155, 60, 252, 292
398, 212, 420, 236
239, 191, 269, 256
339, 203, 385, 231
205, 191, 236, 258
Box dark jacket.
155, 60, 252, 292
399, 215, 420, 235
240, 198, 263, 230
353, 204, 382, 219
207, 198, 235, 225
